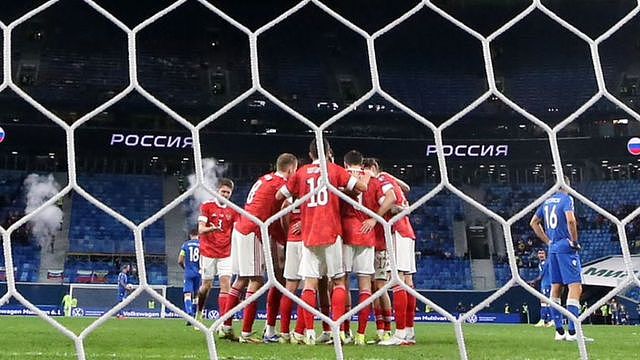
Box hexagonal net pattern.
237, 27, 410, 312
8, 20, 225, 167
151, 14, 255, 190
1, 1, 640, 359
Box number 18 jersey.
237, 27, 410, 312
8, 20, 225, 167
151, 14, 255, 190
280, 161, 357, 247
535, 192, 574, 254
180, 239, 200, 278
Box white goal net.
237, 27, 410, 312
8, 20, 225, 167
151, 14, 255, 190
1, 1, 639, 360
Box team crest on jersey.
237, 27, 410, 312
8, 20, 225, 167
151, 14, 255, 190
572, 259, 578, 267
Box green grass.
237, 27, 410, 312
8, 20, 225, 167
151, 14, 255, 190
0, 317, 638, 359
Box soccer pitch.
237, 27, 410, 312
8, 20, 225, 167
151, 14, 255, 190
0, 318, 638, 359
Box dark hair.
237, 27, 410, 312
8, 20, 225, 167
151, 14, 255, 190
309, 138, 331, 160
219, 178, 234, 189
276, 153, 298, 171
189, 228, 199, 237
362, 157, 379, 169
343, 150, 363, 166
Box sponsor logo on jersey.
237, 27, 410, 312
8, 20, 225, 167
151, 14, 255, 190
628, 137, 640, 156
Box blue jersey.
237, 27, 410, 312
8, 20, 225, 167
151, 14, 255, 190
117, 272, 128, 300
180, 239, 200, 278
535, 192, 574, 254
538, 259, 551, 289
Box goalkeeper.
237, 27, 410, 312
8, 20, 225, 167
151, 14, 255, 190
116, 264, 134, 319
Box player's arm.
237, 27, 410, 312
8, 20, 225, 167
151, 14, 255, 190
178, 249, 186, 269
529, 214, 550, 245
198, 217, 220, 234
380, 171, 410, 193
566, 210, 579, 248
280, 200, 291, 232
361, 188, 397, 233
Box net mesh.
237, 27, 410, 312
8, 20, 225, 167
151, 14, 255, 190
0, 0, 639, 359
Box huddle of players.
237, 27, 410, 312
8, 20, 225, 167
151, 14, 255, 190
181, 138, 418, 346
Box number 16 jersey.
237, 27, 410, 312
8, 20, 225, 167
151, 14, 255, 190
535, 192, 574, 254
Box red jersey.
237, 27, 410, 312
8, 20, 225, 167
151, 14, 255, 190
341, 167, 386, 248
280, 161, 357, 247
198, 200, 240, 258
287, 207, 302, 242
235, 172, 287, 244
378, 174, 415, 241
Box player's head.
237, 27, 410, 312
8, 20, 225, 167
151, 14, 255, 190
343, 150, 363, 168
276, 153, 298, 177
363, 157, 380, 174
309, 138, 333, 162
121, 264, 130, 273
537, 249, 546, 261
218, 178, 234, 199
189, 228, 198, 239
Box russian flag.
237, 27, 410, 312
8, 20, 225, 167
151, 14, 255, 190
0, 126, 5, 143
628, 137, 640, 156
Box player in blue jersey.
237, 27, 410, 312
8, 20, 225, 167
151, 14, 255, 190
179, 229, 201, 324
530, 177, 592, 342
116, 264, 134, 319
529, 249, 553, 328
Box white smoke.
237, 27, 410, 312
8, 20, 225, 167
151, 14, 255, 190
23, 174, 63, 245
187, 158, 227, 226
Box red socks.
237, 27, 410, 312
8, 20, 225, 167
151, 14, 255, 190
279, 294, 294, 334
331, 285, 347, 322
392, 286, 407, 331
406, 290, 416, 328
301, 289, 317, 331
266, 287, 282, 327
295, 302, 306, 334
357, 290, 372, 335
242, 291, 257, 333
375, 306, 384, 331
225, 287, 242, 327
218, 292, 228, 316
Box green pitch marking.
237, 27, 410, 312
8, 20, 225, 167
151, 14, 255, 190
0, 318, 637, 359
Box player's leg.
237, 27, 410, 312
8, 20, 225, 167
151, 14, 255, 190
192, 275, 201, 316
299, 245, 323, 345
317, 276, 332, 341
197, 255, 216, 321
280, 241, 303, 342
404, 273, 417, 344
264, 242, 285, 342
216, 257, 233, 337
547, 252, 566, 339
374, 250, 392, 341
561, 253, 591, 341
380, 232, 412, 345
326, 237, 349, 344
351, 246, 374, 345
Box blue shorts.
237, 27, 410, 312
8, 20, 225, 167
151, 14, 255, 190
183, 274, 201, 294
548, 252, 582, 285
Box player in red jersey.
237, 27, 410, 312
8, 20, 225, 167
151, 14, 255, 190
341, 150, 397, 345
363, 158, 418, 346
195, 179, 239, 332
225, 153, 298, 343
277, 198, 307, 343
276, 139, 370, 345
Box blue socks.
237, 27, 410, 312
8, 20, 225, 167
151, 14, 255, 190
551, 297, 564, 334
185, 296, 193, 316
540, 305, 550, 323
567, 299, 581, 335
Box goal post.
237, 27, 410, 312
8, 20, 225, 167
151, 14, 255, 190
68, 283, 167, 318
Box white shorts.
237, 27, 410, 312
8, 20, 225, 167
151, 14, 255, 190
394, 232, 416, 274
231, 229, 265, 277
200, 255, 232, 280
283, 241, 303, 280
343, 244, 374, 275
374, 250, 390, 280
299, 236, 345, 279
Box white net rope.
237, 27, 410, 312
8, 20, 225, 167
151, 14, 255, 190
0, 0, 638, 359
